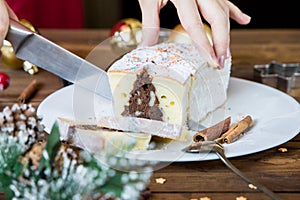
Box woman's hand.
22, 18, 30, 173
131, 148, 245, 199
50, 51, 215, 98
138, 0, 251, 68
0, 0, 18, 48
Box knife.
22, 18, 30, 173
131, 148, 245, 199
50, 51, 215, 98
6, 19, 112, 101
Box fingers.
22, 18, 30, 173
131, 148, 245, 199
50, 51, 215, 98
197, 0, 230, 69
226, 1, 251, 25
198, 0, 251, 68
171, 0, 219, 67
138, 0, 168, 46
0, 0, 10, 48
138, 0, 250, 69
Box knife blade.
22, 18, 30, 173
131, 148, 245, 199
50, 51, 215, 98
6, 19, 112, 101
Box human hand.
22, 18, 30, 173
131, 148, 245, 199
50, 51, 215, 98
138, 0, 251, 69
0, 0, 18, 48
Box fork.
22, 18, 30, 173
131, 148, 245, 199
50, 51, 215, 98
182, 141, 283, 200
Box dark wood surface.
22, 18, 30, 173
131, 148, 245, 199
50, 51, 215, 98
1, 29, 300, 200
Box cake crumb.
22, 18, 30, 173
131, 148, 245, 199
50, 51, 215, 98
278, 147, 288, 153
236, 196, 247, 200
248, 184, 257, 190
155, 177, 166, 184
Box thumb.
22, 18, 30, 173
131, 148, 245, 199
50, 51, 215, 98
0, 0, 10, 48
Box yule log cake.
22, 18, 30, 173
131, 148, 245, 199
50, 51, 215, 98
108, 42, 231, 126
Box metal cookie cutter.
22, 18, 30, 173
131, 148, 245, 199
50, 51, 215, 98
254, 61, 300, 94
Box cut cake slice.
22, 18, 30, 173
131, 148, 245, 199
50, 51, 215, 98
57, 117, 152, 152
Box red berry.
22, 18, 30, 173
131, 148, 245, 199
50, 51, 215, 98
0, 72, 10, 90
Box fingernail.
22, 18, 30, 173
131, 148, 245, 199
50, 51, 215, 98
218, 55, 225, 69
217, 47, 231, 69
242, 13, 251, 23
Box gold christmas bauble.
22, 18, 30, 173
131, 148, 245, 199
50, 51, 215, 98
168, 23, 213, 45
0, 19, 38, 74
110, 18, 142, 55
1, 40, 24, 70
19, 19, 38, 33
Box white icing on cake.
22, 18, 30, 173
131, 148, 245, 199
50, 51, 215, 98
109, 42, 204, 84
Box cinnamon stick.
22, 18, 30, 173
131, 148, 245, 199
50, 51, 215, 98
193, 117, 231, 142
18, 79, 38, 103
219, 115, 253, 144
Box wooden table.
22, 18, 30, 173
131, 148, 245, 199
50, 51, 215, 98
1, 29, 300, 200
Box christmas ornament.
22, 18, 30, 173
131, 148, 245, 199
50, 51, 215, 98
23, 60, 39, 75
0, 40, 24, 70
110, 18, 142, 55
19, 19, 38, 32
0, 19, 39, 74
0, 71, 10, 90
168, 23, 213, 45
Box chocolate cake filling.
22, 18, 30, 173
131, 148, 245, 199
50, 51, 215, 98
122, 68, 163, 121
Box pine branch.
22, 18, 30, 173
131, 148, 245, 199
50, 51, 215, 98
0, 109, 153, 200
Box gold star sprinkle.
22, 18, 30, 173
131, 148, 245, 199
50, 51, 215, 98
248, 184, 257, 190
278, 147, 288, 153
236, 196, 247, 200
155, 177, 166, 184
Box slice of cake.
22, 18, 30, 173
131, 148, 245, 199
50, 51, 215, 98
108, 42, 231, 126
57, 117, 152, 152
97, 115, 189, 141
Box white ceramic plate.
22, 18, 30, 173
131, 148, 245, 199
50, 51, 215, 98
37, 77, 300, 162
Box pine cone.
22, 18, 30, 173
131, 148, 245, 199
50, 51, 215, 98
0, 103, 45, 144
21, 142, 80, 171
21, 141, 46, 170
